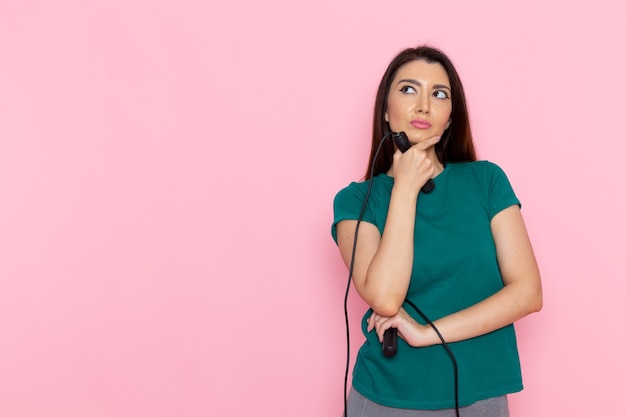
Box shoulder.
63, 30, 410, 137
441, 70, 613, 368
449, 160, 507, 175
334, 180, 367, 199
448, 161, 510, 187
331, 175, 392, 243
333, 174, 393, 205
454, 161, 520, 217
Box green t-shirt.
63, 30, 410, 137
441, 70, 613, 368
331, 161, 523, 409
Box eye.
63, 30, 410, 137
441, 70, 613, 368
400, 85, 417, 94
433, 90, 450, 99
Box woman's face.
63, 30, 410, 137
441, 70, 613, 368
385, 59, 452, 146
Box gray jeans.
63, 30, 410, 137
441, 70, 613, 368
347, 387, 510, 417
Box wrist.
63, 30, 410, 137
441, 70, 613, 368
390, 183, 419, 203
412, 323, 440, 348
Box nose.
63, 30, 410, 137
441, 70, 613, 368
415, 94, 430, 114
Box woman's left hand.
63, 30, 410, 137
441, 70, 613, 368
367, 308, 431, 348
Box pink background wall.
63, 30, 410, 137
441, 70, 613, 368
1, 1, 625, 416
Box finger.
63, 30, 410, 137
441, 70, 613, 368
375, 318, 391, 343
414, 135, 441, 151
367, 312, 378, 332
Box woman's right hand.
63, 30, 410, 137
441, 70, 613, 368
391, 135, 440, 193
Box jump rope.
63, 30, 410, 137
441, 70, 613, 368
342, 131, 460, 417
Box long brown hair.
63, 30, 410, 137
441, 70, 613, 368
364, 46, 476, 180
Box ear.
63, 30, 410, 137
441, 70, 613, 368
445, 119, 451, 129
384, 112, 389, 123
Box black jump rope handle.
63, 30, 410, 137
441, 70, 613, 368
382, 328, 398, 358
382, 133, 435, 358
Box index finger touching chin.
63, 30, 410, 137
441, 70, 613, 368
415, 135, 441, 150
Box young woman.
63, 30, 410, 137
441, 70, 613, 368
331, 45, 542, 416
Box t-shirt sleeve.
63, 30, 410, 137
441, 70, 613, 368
331, 182, 372, 244
483, 162, 521, 220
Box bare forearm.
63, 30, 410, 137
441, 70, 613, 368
360, 187, 419, 316
417, 281, 542, 347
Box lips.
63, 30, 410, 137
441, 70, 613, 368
411, 119, 432, 129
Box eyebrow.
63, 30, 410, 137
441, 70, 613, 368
396, 79, 451, 90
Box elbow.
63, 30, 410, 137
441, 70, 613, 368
530, 292, 543, 313
524, 287, 543, 315
370, 298, 403, 318
357, 279, 408, 317
507, 282, 543, 318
